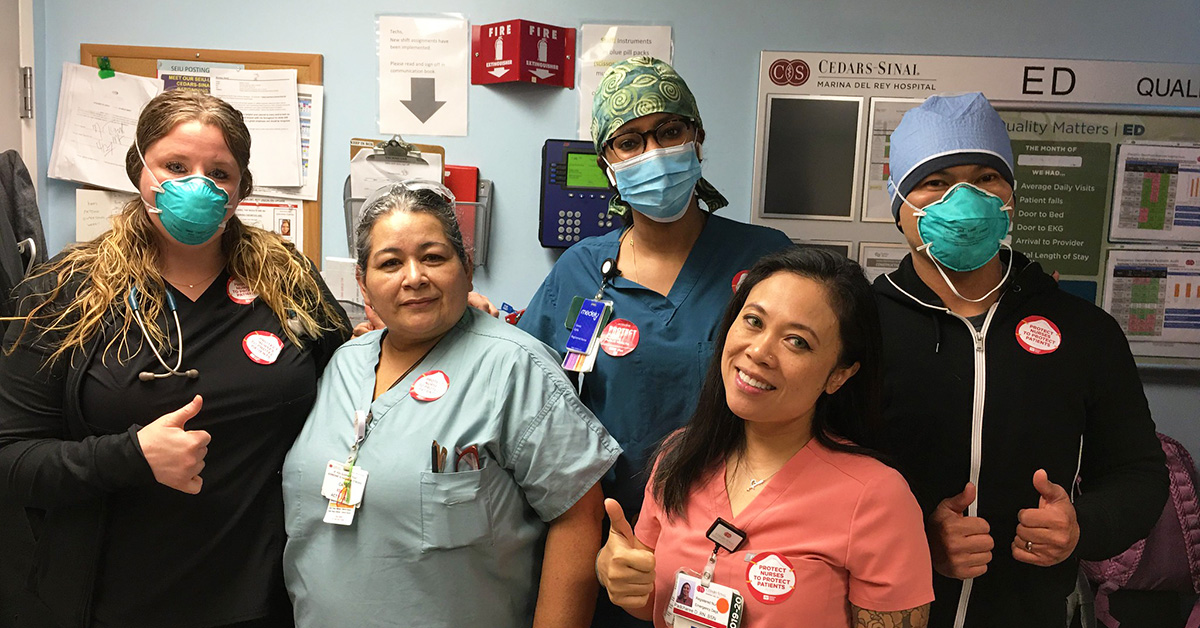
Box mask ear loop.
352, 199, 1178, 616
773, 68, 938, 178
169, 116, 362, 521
603, 156, 617, 187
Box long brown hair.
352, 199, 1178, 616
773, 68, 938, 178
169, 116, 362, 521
650, 248, 886, 518
11, 90, 345, 364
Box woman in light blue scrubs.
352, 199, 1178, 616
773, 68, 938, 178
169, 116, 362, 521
282, 181, 621, 628
519, 57, 791, 627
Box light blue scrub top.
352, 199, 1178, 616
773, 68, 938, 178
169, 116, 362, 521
282, 308, 621, 628
518, 213, 791, 515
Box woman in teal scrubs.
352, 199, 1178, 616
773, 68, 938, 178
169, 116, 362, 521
518, 57, 791, 627
519, 57, 791, 516
282, 181, 620, 628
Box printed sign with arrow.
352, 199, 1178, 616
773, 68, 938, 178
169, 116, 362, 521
378, 15, 468, 136
402, 77, 446, 123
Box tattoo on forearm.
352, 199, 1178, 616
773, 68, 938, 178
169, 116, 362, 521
851, 604, 930, 628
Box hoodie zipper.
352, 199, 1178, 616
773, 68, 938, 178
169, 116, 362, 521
948, 302, 999, 628
884, 271, 1009, 627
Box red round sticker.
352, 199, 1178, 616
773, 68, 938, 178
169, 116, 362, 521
410, 370, 450, 401
227, 278, 258, 305
732, 270, 750, 294
242, 331, 283, 364
1015, 315, 1062, 355
600, 319, 640, 357
745, 552, 796, 605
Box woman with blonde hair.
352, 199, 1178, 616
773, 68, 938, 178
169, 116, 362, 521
0, 89, 348, 628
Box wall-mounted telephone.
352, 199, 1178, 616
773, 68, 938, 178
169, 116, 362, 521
539, 139, 620, 248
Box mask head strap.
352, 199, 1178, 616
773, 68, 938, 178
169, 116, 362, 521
134, 135, 164, 194
924, 241, 1014, 304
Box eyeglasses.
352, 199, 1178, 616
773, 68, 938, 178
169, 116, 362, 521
603, 118, 696, 160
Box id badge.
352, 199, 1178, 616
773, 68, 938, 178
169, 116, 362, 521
562, 297, 611, 374
566, 298, 609, 354
323, 500, 357, 526
665, 569, 744, 628
561, 342, 600, 373
320, 460, 369, 506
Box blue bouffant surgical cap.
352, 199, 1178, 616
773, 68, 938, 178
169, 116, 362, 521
887, 92, 1015, 222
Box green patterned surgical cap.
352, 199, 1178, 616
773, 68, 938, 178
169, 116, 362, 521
591, 56, 727, 216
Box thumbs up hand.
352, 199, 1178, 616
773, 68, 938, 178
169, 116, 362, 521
1013, 469, 1079, 566
136, 395, 211, 495
927, 482, 994, 579
596, 498, 657, 611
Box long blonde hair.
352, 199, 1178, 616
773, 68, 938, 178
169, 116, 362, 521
11, 91, 345, 364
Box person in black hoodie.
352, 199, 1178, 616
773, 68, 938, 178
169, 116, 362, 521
874, 92, 1167, 628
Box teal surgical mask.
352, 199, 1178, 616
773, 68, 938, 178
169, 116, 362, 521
899, 182, 1014, 303
137, 140, 233, 246
605, 142, 702, 223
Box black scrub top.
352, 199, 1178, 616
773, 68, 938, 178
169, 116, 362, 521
80, 273, 327, 628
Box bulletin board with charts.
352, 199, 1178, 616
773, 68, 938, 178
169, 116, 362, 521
752, 51, 1200, 361
76, 44, 324, 263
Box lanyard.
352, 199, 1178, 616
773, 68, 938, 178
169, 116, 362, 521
593, 226, 629, 300
343, 341, 436, 470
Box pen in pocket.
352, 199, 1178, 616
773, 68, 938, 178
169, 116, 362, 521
431, 440, 480, 472
431, 440, 447, 473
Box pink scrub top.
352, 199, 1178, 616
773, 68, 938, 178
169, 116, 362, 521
635, 440, 934, 627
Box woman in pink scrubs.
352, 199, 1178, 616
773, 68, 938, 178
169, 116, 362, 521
596, 247, 934, 628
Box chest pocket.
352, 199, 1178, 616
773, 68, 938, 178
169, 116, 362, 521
741, 553, 836, 611
420, 463, 497, 552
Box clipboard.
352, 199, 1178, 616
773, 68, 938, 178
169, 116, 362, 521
344, 136, 446, 252
342, 137, 492, 267
349, 136, 445, 171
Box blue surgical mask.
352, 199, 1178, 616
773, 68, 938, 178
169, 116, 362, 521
606, 142, 702, 223
137, 141, 233, 245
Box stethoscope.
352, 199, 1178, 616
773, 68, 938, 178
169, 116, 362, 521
128, 285, 199, 381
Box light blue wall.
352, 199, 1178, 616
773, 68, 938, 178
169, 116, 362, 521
33, 0, 1199, 450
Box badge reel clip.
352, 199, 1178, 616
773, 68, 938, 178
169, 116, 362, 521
665, 518, 748, 628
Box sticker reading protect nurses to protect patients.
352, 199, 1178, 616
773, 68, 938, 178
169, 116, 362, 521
242, 331, 284, 364
1015, 315, 1062, 355
732, 270, 749, 294
745, 552, 795, 605
227, 278, 258, 304
410, 370, 450, 401
600, 319, 640, 357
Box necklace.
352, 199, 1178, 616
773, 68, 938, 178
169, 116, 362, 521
621, 229, 640, 285
734, 457, 782, 492
161, 267, 223, 289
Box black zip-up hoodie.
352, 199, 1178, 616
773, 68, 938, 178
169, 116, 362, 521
873, 250, 1167, 628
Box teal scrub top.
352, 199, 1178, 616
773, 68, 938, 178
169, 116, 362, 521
518, 213, 792, 515
282, 307, 621, 628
